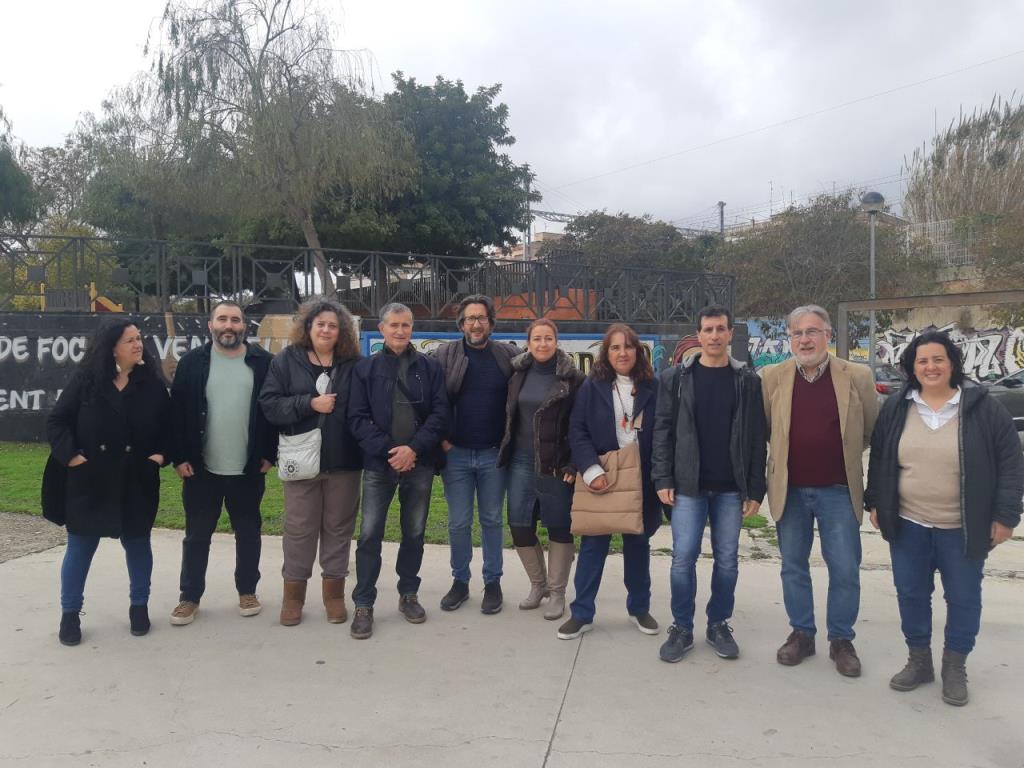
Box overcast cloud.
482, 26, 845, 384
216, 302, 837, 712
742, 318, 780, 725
2, 0, 1022, 232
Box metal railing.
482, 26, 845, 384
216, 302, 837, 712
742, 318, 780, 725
0, 233, 734, 322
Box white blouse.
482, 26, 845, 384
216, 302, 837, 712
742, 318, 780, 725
583, 375, 638, 486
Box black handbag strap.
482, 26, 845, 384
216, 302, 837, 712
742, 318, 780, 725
396, 373, 431, 425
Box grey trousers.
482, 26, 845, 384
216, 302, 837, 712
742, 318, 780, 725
281, 469, 361, 581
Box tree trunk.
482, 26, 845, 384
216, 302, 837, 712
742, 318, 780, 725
299, 212, 335, 294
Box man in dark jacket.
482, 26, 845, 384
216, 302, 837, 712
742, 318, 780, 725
348, 302, 448, 639
168, 300, 276, 626
652, 305, 767, 663
434, 295, 519, 615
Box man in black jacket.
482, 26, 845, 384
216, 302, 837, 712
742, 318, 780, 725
652, 305, 767, 663
169, 301, 276, 626
348, 302, 448, 639
434, 295, 518, 615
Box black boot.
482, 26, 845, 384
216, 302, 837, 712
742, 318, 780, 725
59, 612, 81, 646
129, 605, 151, 636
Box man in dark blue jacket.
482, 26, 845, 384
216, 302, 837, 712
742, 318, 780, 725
348, 302, 448, 639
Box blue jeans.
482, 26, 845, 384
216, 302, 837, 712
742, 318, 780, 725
669, 491, 742, 630
442, 446, 506, 585
353, 466, 434, 607
776, 485, 861, 641
60, 533, 153, 613
890, 521, 984, 655
570, 533, 651, 623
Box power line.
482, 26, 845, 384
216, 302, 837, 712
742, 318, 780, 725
549, 48, 1024, 191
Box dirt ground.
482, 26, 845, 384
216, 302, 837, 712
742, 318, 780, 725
0, 512, 65, 563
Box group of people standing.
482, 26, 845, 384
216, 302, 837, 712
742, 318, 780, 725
42, 295, 1021, 707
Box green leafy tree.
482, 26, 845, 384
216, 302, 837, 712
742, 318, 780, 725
370, 74, 538, 258
542, 211, 712, 271
0, 108, 36, 228
711, 193, 935, 322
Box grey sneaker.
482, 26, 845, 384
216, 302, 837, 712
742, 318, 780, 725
706, 621, 740, 659
480, 581, 503, 615
399, 593, 427, 624
557, 616, 593, 640
659, 625, 694, 663
440, 580, 470, 611
350, 606, 374, 639
631, 612, 660, 635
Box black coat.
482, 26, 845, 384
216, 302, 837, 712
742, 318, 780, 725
497, 349, 585, 475
169, 342, 277, 475
43, 368, 171, 538
865, 382, 1024, 560
348, 346, 449, 473
569, 375, 662, 536
651, 354, 768, 503
259, 345, 363, 471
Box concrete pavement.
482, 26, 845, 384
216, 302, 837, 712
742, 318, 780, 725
1, 528, 1022, 768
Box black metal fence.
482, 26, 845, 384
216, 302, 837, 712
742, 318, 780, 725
0, 234, 734, 322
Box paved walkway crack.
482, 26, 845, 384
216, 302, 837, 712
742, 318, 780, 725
541, 633, 585, 768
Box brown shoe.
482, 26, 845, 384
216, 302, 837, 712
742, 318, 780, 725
776, 630, 816, 666
170, 600, 198, 626
322, 578, 348, 624
280, 580, 307, 627
238, 594, 262, 617
829, 639, 862, 677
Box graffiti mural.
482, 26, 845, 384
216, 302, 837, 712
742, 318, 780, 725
877, 323, 1024, 382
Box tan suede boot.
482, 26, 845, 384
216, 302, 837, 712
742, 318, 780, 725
544, 541, 575, 621
322, 577, 348, 624
515, 543, 549, 609
280, 580, 307, 627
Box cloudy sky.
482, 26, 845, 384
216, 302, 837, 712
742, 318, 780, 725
2, 0, 1022, 233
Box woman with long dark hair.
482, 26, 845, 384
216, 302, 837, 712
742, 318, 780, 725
43, 319, 171, 645
557, 323, 662, 639
259, 298, 363, 626
866, 330, 1022, 705
497, 319, 585, 621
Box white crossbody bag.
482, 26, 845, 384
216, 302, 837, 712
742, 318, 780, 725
277, 367, 333, 482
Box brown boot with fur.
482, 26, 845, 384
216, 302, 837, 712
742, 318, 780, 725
322, 578, 348, 624
280, 580, 307, 627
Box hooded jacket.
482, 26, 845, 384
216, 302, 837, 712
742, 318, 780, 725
864, 382, 1023, 560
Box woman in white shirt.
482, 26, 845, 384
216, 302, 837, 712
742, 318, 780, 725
558, 324, 663, 640
866, 330, 1022, 706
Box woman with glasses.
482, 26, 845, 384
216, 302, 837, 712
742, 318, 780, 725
260, 298, 363, 626
43, 320, 170, 645
865, 330, 1022, 705
498, 319, 585, 620
556, 323, 662, 640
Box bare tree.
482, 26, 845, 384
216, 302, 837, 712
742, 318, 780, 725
148, 0, 415, 290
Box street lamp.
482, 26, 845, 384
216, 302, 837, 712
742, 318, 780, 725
859, 191, 884, 378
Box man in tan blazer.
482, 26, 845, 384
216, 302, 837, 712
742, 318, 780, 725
761, 305, 878, 677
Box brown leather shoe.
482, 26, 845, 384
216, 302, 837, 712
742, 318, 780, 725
776, 630, 816, 666
829, 639, 862, 677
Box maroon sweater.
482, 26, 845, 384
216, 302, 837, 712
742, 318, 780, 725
787, 365, 847, 487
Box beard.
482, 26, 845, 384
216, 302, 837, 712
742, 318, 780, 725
214, 329, 244, 349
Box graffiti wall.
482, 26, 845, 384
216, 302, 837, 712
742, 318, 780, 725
877, 323, 1024, 381
744, 317, 1024, 381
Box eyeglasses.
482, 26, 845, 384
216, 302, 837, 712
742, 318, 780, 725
788, 328, 827, 340
464, 316, 490, 326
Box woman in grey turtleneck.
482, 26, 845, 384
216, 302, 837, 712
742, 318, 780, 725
497, 319, 585, 621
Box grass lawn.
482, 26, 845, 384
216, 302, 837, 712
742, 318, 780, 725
1, 441, 767, 550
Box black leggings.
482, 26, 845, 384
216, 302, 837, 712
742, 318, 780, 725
510, 524, 573, 547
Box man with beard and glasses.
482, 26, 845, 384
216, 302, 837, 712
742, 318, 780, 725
168, 301, 277, 626
433, 295, 519, 614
